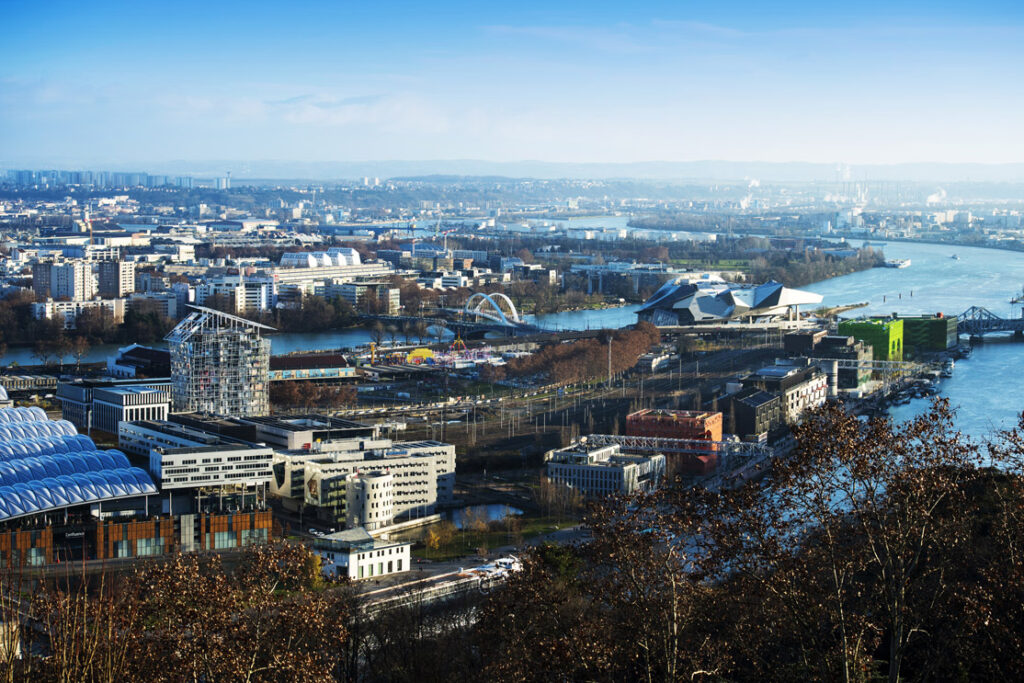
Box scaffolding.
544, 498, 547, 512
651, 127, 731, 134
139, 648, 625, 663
165, 305, 274, 417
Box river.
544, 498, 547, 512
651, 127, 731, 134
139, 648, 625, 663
3, 238, 1021, 438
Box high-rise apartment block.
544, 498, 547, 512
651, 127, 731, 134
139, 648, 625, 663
98, 260, 136, 297
165, 306, 272, 417
50, 261, 96, 301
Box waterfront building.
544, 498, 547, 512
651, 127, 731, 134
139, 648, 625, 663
637, 276, 823, 326
32, 297, 126, 329
838, 318, 904, 361
900, 314, 959, 352
544, 442, 665, 499
165, 306, 272, 417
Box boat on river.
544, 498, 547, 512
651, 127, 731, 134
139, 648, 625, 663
951, 254, 961, 260
884, 259, 911, 268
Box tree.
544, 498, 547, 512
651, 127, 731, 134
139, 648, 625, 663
70, 336, 90, 374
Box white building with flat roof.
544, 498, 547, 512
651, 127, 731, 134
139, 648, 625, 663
314, 527, 411, 581
544, 442, 665, 499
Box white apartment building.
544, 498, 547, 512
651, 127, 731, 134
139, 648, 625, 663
51, 261, 96, 300
544, 442, 666, 499
33, 298, 126, 329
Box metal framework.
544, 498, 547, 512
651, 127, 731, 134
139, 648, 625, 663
958, 305, 1024, 337
463, 292, 522, 325
584, 433, 774, 472
165, 306, 273, 417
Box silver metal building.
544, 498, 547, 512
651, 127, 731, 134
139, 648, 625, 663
165, 306, 273, 417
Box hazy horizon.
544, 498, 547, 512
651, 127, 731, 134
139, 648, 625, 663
4, 1, 1024, 169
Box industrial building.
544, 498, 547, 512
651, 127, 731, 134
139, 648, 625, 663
544, 442, 666, 499
165, 306, 272, 417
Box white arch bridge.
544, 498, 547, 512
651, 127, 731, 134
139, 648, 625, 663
461, 292, 522, 326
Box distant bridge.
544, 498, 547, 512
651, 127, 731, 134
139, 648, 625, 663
364, 291, 547, 337
957, 306, 1024, 338
360, 314, 545, 338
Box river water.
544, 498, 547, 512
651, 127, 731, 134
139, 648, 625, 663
3, 237, 1021, 438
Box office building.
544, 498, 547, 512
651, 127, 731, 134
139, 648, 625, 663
90, 386, 170, 434
729, 388, 782, 441
165, 306, 272, 417
544, 442, 665, 499
57, 378, 171, 431
314, 527, 411, 581
741, 362, 828, 424
838, 318, 904, 361
270, 428, 455, 529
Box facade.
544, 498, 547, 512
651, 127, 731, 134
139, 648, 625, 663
318, 281, 401, 315
50, 261, 96, 301
149, 443, 274, 491
544, 442, 666, 499
165, 306, 273, 417
625, 409, 722, 474
789, 333, 873, 389
33, 298, 126, 329
57, 378, 171, 431
271, 435, 456, 529
268, 354, 357, 382
901, 315, 958, 352
638, 276, 823, 326
729, 387, 783, 441
0, 511, 273, 568
838, 318, 904, 361
314, 527, 411, 581
741, 362, 828, 424
97, 260, 136, 297
91, 386, 170, 434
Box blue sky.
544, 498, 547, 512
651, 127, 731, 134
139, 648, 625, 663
2, 0, 1023, 166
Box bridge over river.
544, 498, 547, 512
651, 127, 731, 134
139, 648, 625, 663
363, 291, 548, 337
957, 306, 1024, 339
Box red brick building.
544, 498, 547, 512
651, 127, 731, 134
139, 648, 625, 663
625, 409, 723, 475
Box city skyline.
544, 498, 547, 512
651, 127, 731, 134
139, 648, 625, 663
3, 1, 1024, 168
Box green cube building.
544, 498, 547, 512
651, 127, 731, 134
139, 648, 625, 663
900, 315, 958, 352
838, 318, 904, 361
